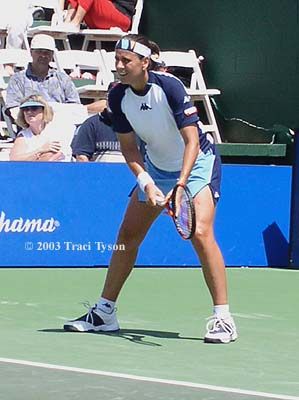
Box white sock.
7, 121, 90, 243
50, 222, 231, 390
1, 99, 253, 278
97, 297, 115, 314
213, 304, 231, 319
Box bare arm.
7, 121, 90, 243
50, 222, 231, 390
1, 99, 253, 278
118, 132, 164, 206
69, 4, 87, 26
76, 154, 89, 162
117, 131, 145, 176
9, 137, 62, 161
86, 100, 107, 115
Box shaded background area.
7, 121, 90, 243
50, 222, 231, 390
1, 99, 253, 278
140, 1, 298, 133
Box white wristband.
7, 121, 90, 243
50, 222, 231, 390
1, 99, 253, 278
137, 171, 154, 192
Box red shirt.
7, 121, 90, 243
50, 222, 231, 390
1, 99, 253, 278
68, 0, 131, 30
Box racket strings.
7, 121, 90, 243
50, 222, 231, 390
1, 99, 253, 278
173, 190, 193, 238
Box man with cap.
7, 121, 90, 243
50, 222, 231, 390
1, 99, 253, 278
5, 33, 108, 122
5, 33, 81, 114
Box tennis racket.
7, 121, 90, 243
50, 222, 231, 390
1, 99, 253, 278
165, 184, 196, 240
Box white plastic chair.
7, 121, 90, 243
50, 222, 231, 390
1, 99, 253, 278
0, 49, 32, 137
31, 0, 64, 25
130, 0, 143, 34
160, 50, 222, 143
0, 48, 31, 72
0, 47, 31, 78
0, 0, 33, 49
54, 49, 101, 74
0, 48, 32, 92
99, 50, 116, 87
0, 24, 30, 51
27, 0, 71, 49
0, 90, 18, 138
70, 49, 117, 100
54, 49, 108, 99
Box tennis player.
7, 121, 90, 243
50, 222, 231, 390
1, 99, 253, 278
64, 34, 238, 344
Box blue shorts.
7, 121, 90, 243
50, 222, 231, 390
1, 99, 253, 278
136, 147, 221, 203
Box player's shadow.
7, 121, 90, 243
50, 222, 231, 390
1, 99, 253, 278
38, 328, 203, 346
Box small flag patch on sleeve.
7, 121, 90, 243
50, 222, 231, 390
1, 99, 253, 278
184, 106, 197, 116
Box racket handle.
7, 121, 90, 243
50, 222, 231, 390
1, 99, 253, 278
165, 202, 174, 216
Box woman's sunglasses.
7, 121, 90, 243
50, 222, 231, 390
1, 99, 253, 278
22, 106, 44, 112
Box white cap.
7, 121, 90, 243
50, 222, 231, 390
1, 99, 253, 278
30, 34, 55, 51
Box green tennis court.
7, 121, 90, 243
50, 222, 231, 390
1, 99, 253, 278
0, 268, 298, 400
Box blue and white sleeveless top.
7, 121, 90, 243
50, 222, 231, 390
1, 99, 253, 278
108, 70, 213, 171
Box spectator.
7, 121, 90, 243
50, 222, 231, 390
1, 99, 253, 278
10, 95, 72, 161
71, 109, 123, 162
5, 34, 81, 114
5, 33, 106, 120
60, 0, 137, 32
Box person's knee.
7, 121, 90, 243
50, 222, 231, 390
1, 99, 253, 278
193, 222, 214, 248
117, 222, 144, 249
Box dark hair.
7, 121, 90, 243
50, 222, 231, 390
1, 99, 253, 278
148, 40, 161, 56
148, 40, 166, 71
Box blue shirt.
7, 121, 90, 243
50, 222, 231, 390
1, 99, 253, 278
5, 64, 81, 109
71, 114, 120, 159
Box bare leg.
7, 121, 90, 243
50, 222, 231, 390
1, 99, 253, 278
191, 186, 228, 305
63, 190, 162, 332
101, 189, 162, 301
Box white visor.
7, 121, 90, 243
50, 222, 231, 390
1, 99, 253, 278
115, 39, 151, 58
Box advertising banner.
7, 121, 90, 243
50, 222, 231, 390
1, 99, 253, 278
0, 162, 291, 267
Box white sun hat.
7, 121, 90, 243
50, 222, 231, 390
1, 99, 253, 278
30, 34, 56, 51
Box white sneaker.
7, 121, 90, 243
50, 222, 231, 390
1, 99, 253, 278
64, 305, 119, 332
204, 315, 238, 344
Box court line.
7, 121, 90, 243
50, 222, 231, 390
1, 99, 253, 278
0, 357, 298, 400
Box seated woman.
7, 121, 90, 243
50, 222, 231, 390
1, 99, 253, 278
59, 0, 136, 31
9, 95, 72, 162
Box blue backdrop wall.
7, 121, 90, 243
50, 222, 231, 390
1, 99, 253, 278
0, 162, 291, 267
